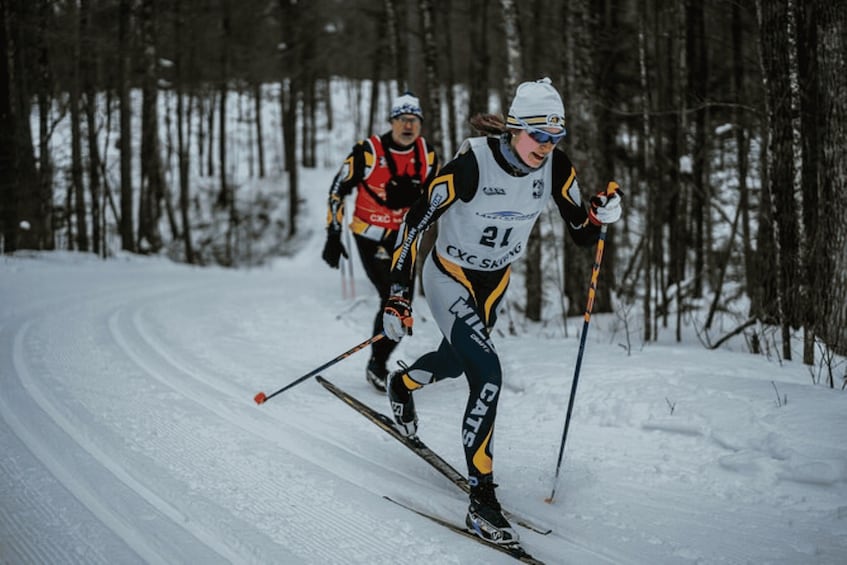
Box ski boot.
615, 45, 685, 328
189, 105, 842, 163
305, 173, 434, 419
387, 369, 418, 437
366, 357, 387, 392
466, 481, 519, 546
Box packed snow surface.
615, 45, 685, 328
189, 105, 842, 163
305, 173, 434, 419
2, 189, 846, 564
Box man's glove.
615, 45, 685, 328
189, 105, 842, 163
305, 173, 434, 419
383, 294, 413, 341
322, 231, 348, 268
588, 181, 624, 225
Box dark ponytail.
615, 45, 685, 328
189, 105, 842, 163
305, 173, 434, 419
469, 113, 508, 136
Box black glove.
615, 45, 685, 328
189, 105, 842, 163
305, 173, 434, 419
322, 231, 348, 269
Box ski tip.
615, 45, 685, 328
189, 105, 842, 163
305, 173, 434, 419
254, 392, 267, 405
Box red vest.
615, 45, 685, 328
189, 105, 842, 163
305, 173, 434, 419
353, 135, 429, 231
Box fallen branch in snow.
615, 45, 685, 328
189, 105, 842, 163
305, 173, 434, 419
771, 381, 787, 407
706, 317, 757, 350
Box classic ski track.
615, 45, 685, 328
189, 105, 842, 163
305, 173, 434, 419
2, 286, 388, 564
115, 296, 459, 492
5, 318, 235, 564
0, 285, 209, 564
102, 289, 404, 562
0, 424, 126, 565
3, 280, 621, 564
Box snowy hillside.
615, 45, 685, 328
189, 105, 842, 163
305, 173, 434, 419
2, 165, 846, 564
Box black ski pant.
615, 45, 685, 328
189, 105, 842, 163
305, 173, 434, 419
354, 234, 402, 368
403, 252, 510, 487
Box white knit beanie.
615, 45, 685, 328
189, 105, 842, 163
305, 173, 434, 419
389, 92, 424, 121
506, 77, 566, 132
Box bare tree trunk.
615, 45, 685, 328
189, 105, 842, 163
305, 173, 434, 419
279, 0, 300, 238
383, 0, 403, 93
177, 85, 194, 264
687, 1, 707, 300
468, 0, 489, 119
217, 0, 231, 209
119, 0, 134, 251
322, 78, 333, 133
206, 91, 215, 177
0, 0, 17, 252
35, 0, 53, 250
669, 0, 688, 342
637, 0, 653, 342
138, 0, 164, 252
562, 0, 610, 319
498, 0, 540, 320
283, 79, 298, 238
418, 0, 443, 159
440, 0, 458, 156
734, 0, 755, 330
218, 0, 234, 264
367, 62, 380, 136
174, 0, 193, 263
757, 0, 800, 361
301, 76, 316, 168
5, 0, 40, 251
499, 0, 521, 106
813, 0, 847, 356
651, 15, 668, 329
253, 82, 265, 178
796, 0, 818, 365
81, 0, 101, 256
70, 0, 88, 251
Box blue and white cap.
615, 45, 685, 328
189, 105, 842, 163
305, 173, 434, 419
506, 77, 566, 132
389, 92, 424, 121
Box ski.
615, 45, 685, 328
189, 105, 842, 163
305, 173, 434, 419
384, 495, 547, 565
316, 375, 552, 536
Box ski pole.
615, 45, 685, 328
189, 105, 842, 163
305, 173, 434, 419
254, 333, 384, 405
343, 223, 356, 299
546, 223, 609, 504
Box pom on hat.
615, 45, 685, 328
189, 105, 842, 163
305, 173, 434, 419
506, 77, 566, 132
389, 92, 424, 121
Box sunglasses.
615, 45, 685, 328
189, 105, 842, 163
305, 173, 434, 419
527, 128, 566, 144
516, 117, 567, 144
394, 115, 421, 125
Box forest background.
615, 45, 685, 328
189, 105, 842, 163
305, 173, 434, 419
0, 0, 845, 378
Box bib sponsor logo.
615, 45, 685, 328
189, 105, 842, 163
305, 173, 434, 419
482, 186, 507, 195
476, 210, 537, 222
369, 213, 392, 223
446, 242, 523, 269
532, 179, 544, 199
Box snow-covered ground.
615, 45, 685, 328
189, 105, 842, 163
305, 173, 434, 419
3, 167, 847, 564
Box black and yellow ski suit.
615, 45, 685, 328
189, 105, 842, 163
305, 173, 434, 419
388, 134, 602, 487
